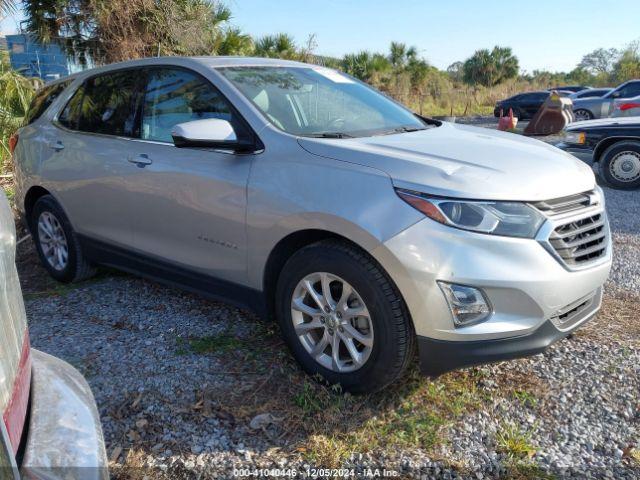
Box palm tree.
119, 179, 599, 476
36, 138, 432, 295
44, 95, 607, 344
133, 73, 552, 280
0, 51, 39, 172
342, 51, 391, 82
254, 33, 298, 59
0, 0, 15, 16
215, 28, 253, 56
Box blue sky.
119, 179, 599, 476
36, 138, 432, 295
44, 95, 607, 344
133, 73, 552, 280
3, 0, 639, 72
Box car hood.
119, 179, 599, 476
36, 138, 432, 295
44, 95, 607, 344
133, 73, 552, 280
298, 122, 595, 201
566, 116, 640, 130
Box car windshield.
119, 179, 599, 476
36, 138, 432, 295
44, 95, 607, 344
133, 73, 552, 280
219, 66, 428, 137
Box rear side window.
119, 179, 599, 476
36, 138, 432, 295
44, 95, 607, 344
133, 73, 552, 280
141, 67, 238, 143
58, 69, 143, 137
615, 82, 640, 99
532, 92, 550, 101
25, 81, 70, 124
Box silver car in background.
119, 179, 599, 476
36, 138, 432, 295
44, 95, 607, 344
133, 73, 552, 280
572, 79, 640, 121
0, 193, 107, 479
569, 88, 613, 101
611, 94, 640, 117
12, 57, 612, 392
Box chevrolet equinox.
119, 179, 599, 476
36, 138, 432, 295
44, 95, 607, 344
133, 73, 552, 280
12, 57, 612, 392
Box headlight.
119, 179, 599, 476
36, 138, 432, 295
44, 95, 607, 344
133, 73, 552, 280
396, 189, 545, 238
564, 131, 586, 145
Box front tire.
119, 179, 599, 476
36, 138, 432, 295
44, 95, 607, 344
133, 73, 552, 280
31, 195, 96, 283
600, 141, 640, 190
275, 240, 415, 393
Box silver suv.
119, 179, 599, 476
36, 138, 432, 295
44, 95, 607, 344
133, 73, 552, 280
12, 57, 612, 392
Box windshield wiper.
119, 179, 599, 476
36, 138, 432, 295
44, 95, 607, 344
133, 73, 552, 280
376, 125, 427, 136
304, 132, 355, 138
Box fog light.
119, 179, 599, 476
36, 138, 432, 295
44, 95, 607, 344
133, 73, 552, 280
437, 282, 492, 327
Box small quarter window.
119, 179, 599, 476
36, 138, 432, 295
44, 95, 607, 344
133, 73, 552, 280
26, 81, 70, 124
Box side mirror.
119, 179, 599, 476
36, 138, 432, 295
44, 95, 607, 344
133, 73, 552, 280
611, 91, 621, 98
172, 118, 250, 151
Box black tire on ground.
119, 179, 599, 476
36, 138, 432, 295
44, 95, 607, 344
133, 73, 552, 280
599, 141, 640, 190
275, 240, 416, 393
574, 109, 593, 121
31, 195, 96, 283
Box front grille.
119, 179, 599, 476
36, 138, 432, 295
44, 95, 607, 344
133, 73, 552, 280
533, 191, 593, 216
532, 190, 609, 268
549, 213, 608, 265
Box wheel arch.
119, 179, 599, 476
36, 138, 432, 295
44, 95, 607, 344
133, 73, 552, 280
593, 136, 640, 163
23, 186, 52, 231
261, 229, 413, 328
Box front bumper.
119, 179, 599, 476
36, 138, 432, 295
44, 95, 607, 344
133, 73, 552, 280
372, 206, 611, 372
556, 142, 594, 163
418, 287, 602, 375
20, 350, 108, 480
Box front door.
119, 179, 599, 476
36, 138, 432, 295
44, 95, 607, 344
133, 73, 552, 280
125, 67, 254, 285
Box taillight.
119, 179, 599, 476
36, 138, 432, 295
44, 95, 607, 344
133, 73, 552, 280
8, 133, 18, 155
619, 102, 640, 111
2, 331, 31, 455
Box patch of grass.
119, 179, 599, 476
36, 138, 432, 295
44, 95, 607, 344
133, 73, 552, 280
496, 422, 537, 459
293, 379, 328, 415
512, 389, 538, 408
186, 332, 244, 354
298, 369, 486, 467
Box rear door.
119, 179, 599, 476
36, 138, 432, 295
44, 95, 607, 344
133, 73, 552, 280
604, 81, 640, 117
38, 69, 145, 247
0, 193, 30, 469
124, 66, 254, 285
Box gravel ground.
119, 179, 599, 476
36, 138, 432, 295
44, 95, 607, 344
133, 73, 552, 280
19, 123, 640, 479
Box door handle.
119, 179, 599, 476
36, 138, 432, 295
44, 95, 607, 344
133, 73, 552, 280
128, 154, 153, 168
48, 141, 64, 151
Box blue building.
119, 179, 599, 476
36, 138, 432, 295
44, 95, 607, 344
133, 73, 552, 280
6, 34, 84, 81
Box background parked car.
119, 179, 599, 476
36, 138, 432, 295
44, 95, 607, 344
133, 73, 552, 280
569, 88, 613, 100
0, 192, 108, 479
494, 90, 572, 119
572, 79, 640, 121
611, 94, 640, 117
558, 117, 640, 189
548, 85, 591, 93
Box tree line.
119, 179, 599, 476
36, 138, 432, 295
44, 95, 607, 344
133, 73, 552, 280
3, 0, 640, 118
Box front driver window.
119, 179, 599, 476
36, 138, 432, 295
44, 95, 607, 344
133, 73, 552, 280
141, 68, 234, 143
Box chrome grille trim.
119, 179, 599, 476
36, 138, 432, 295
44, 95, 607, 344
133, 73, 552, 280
533, 191, 594, 216
532, 189, 610, 270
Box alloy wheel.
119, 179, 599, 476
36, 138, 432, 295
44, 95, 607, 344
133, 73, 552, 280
573, 109, 592, 121
37, 211, 69, 271
291, 272, 374, 373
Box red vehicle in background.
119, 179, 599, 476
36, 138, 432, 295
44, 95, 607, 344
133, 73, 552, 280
0, 191, 108, 479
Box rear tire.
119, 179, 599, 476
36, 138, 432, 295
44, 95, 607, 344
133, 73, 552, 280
599, 141, 640, 190
31, 195, 96, 283
573, 109, 593, 121
275, 240, 415, 393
